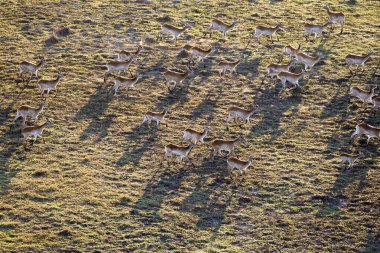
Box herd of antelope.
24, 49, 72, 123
11, 4, 378, 180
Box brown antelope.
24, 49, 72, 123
295, 51, 325, 71
263, 59, 295, 83
349, 85, 377, 104
278, 71, 309, 92
345, 52, 375, 74
117, 44, 143, 61
226, 106, 257, 128
164, 65, 193, 93
254, 23, 284, 43
18, 56, 46, 82
141, 109, 168, 128
164, 142, 196, 166
206, 19, 238, 39
303, 20, 332, 41
323, 5, 345, 34
339, 151, 364, 169
227, 155, 253, 179
217, 58, 241, 76
284, 44, 302, 60
210, 135, 245, 158
13, 101, 48, 124
104, 56, 135, 82
21, 119, 54, 144
189, 45, 215, 65
183, 126, 209, 144
111, 73, 143, 95
159, 23, 191, 42
351, 123, 380, 144
38, 72, 64, 97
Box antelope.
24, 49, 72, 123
295, 51, 325, 71
163, 142, 196, 166
339, 152, 364, 169
254, 23, 284, 43
277, 71, 309, 92
284, 44, 302, 60
217, 58, 241, 76
349, 85, 377, 104
18, 56, 46, 82
159, 23, 191, 42
141, 109, 168, 128
189, 45, 215, 65
117, 45, 142, 61
226, 106, 257, 128
263, 59, 295, 83
345, 52, 375, 74
206, 19, 238, 39
323, 5, 345, 34
227, 155, 253, 179
111, 73, 143, 95
13, 101, 48, 124
183, 126, 209, 144
210, 135, 245, 158
351, 123, 380, 144
303, 20, 332, 41
21, 119, 54, 144
164, 65, 193, 93
104, 56, 135, 82
38, 72, 64, 97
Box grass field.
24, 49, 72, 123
0, 0, 379, 252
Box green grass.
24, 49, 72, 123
0, 0, 379, 252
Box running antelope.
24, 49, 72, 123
117, 45, 142, 61
227, 155, 253, 179
211, 135, 245, 158
21, 119, 54, 144
295, 51, 325, 71
345, 52, 375, 74
38, 72, 64, 97
159, 23, 191, 42
13, 101, 48, 124
284, 44, 302, 60
323, 5, 345, 34
254, 23, 284, 43
226, 106, 257, 128
340, 152, 364, 169
18, 56, 46, 82
104, 56, 135, 82
141, 109, 168, 128
349, 85, 377, 104
217, 58, 241, 76
189, 45, 215, 65
277, 71, 309, 91
164, 142, 197, 166
303, 20, 332, 41
207, 19, 238, 39
164, 65, 193, 92
351, 123, 380, 144
263, 59, 295, 83
111, 73, 142, 95
183, 126, 209, 144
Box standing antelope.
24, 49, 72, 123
183, 126, 209, 144
38, 72, 64, 97
351, 123, 380, 144
303, 20, 332, 41
21, 119, 54, 144
141, 109, 168, 128
159, 23, 191, 42
254, 23, 284, 43
277, 71, 309, 92
284, 44, 302, 60
18, 56, 46, 82
217, 58, 241, 76
117, 45, 143, 61
111, 73, 142, 95
164, 65, 193, 93
189, 46, 215, 65
263, 59, 295, 83
323, 5, 345, 34
164, 142, 197, 166
345, 52, 375, 75
227, 155, 253, 179
210, 135, 245, 158
206, 19, 238, 39
339, 152, 364, 169
104, 56, 135, 82
13, 101, 48, 124
226, 106, 257, 128
349, 85, 377, 104
295, 51, 325, 71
